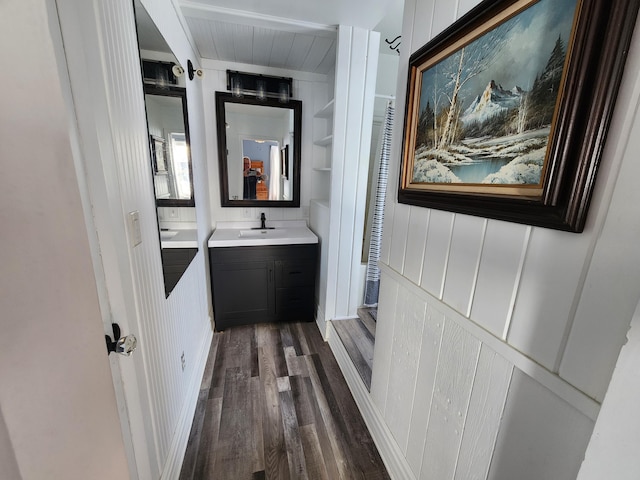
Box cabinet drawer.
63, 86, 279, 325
276, 286, 314, 319
275, 260, 315, 287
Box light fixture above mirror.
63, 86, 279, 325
227, 70, 293, 103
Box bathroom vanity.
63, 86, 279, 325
208, 221, 318, 330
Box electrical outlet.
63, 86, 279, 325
243, 208, 251, 218
181, 351, 186, 372
169, 208, 179, 219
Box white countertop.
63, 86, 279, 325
208, 220, 318, 248
160, 228, 198, 249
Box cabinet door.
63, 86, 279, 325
275, 259, 316, 320
275, 259, 316, 287
275, 286, 315, 320
210, 260, 274, 329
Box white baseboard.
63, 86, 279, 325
316, 303, 329, 339
160, 322, 213, 480
326, 322, 416, 480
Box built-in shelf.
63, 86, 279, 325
311, 98, 334, 228
311, 198, 330, 209
314, 99, 335, 119
314, 134, 333, 147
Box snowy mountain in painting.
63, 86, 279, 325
462, 80, 524, 125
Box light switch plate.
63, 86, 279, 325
128, 211, 142, 247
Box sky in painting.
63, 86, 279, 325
419, 0, 578, 113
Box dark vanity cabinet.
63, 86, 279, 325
209, 244, 317, 330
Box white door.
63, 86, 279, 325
0, 1, 133, 477
55, 0, 160, 478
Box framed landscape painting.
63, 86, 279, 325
398, 0, 639, 232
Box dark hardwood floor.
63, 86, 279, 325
332, 307, 377, 390
179, 321, 389, 480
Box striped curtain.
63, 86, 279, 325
364, 101, 394, 307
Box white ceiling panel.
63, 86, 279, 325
285, 34, 315, 71
252, 27, 276, 66
302, 36, 336, 73
232, 23, 254, 64
180, 0, 401, 75
269, 30, 296, 70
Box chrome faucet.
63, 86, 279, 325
260, 212, 266, 229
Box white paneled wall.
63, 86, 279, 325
56, 0, 212, 477
371, 268, 597, 479
320, 26, 380, 323
360, 0, 640, 478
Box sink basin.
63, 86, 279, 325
239, 229, 285, 238
208, 221, 318, 247
160, 230, 179, 240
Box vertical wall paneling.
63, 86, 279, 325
470, 220, 528, 339
370, 273, 400, 413
502, 226, 531, 340
411, 0, 437, 49
346, 29, 380, 317
456, 0, 479, 18
442, 215, 486, 317
366, 262, 602, 479
334, 27, 368, 316
405, 304, 445, 476
404, 207, 430, 285
420, 209, 454, 298
383, 287, 427, 452
388, 202, 411, 273
419, 319, 481, 479
429, 0, 457, 39
454, 346, 512, 480
487, 371, 594, 480
323, 26, 351, 321
507, 227, 592, 371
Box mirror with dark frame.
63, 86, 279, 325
133, 0, 198, 297
144, 85, 194, 207
215, 92, 302, 207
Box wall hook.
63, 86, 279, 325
385, 35, 402, 54
187, 60, 204, 80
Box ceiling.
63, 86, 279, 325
177, 0, 404, 75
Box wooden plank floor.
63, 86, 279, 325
179, 321, 389, 480
332, 307, 377, 390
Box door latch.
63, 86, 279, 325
105, 323, 138, 356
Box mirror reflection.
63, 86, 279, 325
144, 85, 194, 206
215, 93, 302, 207
133, 0, 198, 298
